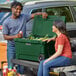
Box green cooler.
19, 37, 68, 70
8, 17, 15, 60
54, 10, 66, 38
14, 15, 65, 62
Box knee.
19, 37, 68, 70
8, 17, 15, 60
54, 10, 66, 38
40, 60, 44, 65
43, 63, 48, 69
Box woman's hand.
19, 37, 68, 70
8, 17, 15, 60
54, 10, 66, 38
42, 37, 55, 42
43, 59, 50, 65
42, 39, 48, 42
47, 38, 54, 43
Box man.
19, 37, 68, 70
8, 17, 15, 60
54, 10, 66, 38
2, 1, 48, 75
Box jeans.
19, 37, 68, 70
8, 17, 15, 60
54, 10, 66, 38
7, 43, 24, 74
37, 56, 71, 76
7, 43, 15, 68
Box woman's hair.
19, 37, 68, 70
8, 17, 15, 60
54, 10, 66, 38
11, 1, 23, 10
53, 20, 70, 40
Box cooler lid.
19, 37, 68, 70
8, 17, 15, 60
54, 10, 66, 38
32, 15, 65, 37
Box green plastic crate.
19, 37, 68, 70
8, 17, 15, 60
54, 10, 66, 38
15, 15, 65, 62
32, 15, 65, 37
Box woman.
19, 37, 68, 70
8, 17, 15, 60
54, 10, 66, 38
37, 20, 72, 76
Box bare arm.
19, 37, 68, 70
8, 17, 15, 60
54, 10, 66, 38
42, 36, 56, 42
48, 45, 63, 60
3, 33, 23, 40
44, 45, 64, 64
31, 12, 48, 19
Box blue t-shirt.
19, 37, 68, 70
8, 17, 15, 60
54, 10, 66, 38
2, 14, 31, 45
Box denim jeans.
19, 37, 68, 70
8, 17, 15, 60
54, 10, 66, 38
7, 43, 15, 68
7, 43, 24, 74
37, 56, 71, 76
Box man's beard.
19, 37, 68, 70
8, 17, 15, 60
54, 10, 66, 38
14, 13, 20, 18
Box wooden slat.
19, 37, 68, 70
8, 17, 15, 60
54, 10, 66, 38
49, 72, 59, 76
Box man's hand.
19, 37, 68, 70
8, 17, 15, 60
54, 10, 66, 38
31, 12, 48, 19
17, 33, 23, 38
17, 31, 23, 38
42, 12, 48, 18
16, 31, 23, 38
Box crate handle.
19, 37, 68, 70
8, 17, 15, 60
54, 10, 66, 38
25, 43, 31, 45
